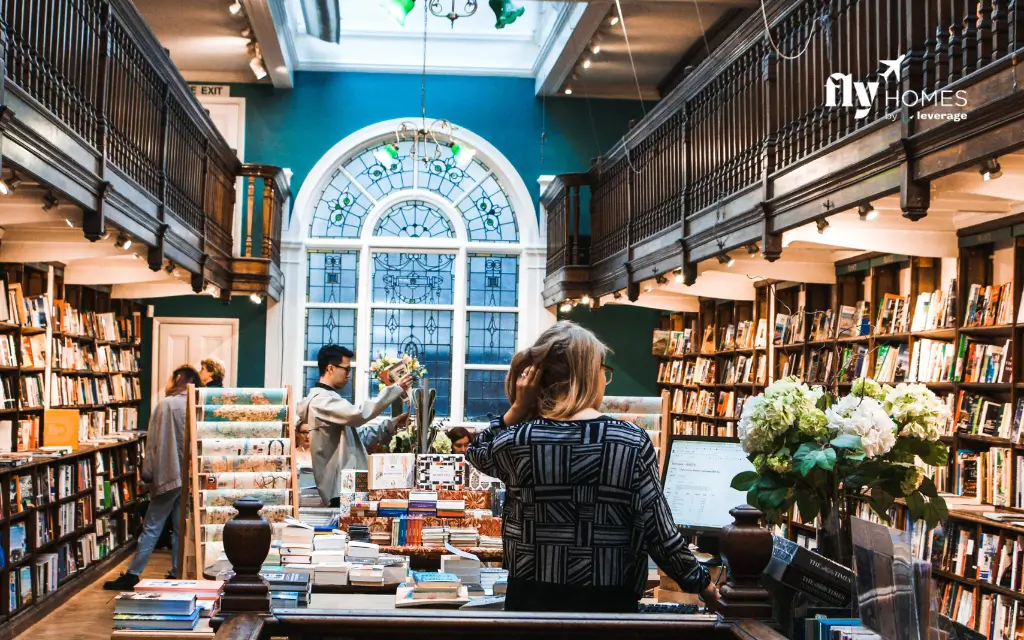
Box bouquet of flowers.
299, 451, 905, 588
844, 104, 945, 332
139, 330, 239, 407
369, 353, 427, 393
731, 377, 950, 563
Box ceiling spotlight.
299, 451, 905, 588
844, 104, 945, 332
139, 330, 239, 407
250, 292, 264, 304
203, 283, 220, 297
249, 56, 268, 80
590, 42, 601, 55
115, 233, 132, 251
228, 1, 242, 15
816, 218, 830, 234
564, 87, 573, 95
0, 170, 24, 195
745, 243, 759, 255
717, 253, 735, 268
980, 158, 1002, 181
674, 270, 684, 283
559, 300, 573, 313
582, 58, 592, 69
644, 284, 653, 292
580, 294, 592, 306
65, 218, 74, 228
858, 203, 879, 221
42, 191, 58, 211
655, 275, 668, 285
609, 14, 619, 26
240, 26, 252, 38
164, 261, 176, 275
0, 180, 8, 196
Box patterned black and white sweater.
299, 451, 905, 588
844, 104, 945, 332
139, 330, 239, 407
467, 414, 710, 599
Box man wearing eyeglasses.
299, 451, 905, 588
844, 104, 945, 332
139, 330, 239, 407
298, 344, 413, 507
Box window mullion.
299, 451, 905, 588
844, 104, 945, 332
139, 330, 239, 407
450, 247, 468, 423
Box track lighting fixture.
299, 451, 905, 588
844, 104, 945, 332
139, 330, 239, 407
559, 300, 573, 313
858, 203, 879, 221
164, 261, 176, 275
240, 26, 252, 38
745, 243, 759, 255
582, 58, 592, 69
65, 218, 74, 228
674, 270, 684, 283
249, 53, 268, 80
612, 291, 623, 299
42, 191, 58, 211
644, 284, 653, 292
115, 233, 132, 251
655, 275, 668, 285
0, 170, 23, 196
228, 1, 242, 15
580, 295, 592, 306
589, 41, 601, 55
816, 218, 830, 234
0, 180, 8, 196
608, 14, 619, 26
564, 87, 573, 95
717, 253, 735, 267
980, 157, 1002, 181
250, 292, 264, 304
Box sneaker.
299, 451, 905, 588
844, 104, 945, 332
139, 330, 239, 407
164, 571, 177, 579
103, 572, 140, 591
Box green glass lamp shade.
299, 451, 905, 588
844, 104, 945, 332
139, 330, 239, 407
381, 0, 416, 26
373, 143, 400, 167
450, 142, 476, 169
489, 0, 525, 29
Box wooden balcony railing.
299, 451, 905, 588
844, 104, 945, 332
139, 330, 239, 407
0, 0, 279, 294
544, 0, 1024, 296
240, 165, 289, 265
542, 173, 588, 274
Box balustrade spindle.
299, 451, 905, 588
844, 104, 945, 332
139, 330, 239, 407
978, 0, 994, 64
935, 0, 950, 89
949, 0, 963, 82
992, 0, 1009, 57
962, 0, 979, 75
1009, 0, 1024, 49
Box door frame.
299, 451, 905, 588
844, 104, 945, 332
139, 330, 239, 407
194, 94, 246, 257
151, 317, 240, 412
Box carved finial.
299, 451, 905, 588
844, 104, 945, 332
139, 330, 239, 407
717, 505, 775, 623
219, 498, 271, 615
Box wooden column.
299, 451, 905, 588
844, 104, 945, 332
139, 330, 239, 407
717, 505, 775, 623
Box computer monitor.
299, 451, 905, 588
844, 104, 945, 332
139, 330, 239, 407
660, 436, 756, 537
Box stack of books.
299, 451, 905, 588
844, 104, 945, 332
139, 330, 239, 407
314, 562, 350, 586
298, 508, 339, 528
378, 554, 410, 583
422, 527, 447, 547
448, 528, 478, 547
281, 519, 315, 565
437, 499, 465, 517
480, 568, 508, 595
370, 530, 391, 545
260, 572, 310, 607
112, 592, 200, 631
311, 531, 348, 564
440, 554, 481, 586
396, 571, 468, 607
348, 524, 370, 542
346, 540, 379, 561
479, 535, 502, 549
349, 564, 385, 586
132, 579, 224, 620
408, 491, 437, 516
378, 498, 409, 517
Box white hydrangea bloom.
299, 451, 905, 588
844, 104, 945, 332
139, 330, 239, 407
737, 377, 823, 455
825, 395, 897, 458
883, 383, 950, 441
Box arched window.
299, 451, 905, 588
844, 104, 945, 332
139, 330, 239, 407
288, 120, 541, 424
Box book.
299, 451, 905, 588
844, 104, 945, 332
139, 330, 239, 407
112, 610, 200, 631
133, 579, 224, 599
114, 592, 197, 616
763, 535, 855, 607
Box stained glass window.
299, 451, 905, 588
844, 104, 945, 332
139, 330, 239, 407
467, 254, 519, 307
344, 140, 416, 201
304, 365, 354, 402
372, 252, 455, 304
373, 200, 454, 239
466, 312, 517, 365
463, 370, 510, 421
371, 309, 452, 416
458, 175, 519, 243
305, 309, 357, 361
309, 168, 373, 239
417, 145, 490, 202
307, 250, 359, 303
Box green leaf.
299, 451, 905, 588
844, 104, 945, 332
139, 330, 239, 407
746, 489, 761, 510
918, 476, 939, 498
830, 434, 863, 449
762, 487, 789, 510
870, 487, 895, 513
793, 442, 821, 477
795, 491, 821, 523
731, 471, 760, 492
818, 447, 837, 471
905, 491, 926, 521
931, 495, 949, 523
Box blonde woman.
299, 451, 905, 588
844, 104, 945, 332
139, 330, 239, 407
467, 321, 719, 613
199, 357, 226, 388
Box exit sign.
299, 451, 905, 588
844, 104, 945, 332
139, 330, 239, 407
190, 84, 230, 97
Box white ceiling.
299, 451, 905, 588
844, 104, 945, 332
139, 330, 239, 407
131, 0, 758, 98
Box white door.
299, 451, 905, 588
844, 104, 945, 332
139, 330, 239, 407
152, 319, 239, 409
196, 95, 246, 257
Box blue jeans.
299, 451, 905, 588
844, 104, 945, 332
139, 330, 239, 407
128, 488, 181, 577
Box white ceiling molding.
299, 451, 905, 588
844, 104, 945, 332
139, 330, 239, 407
64, 256, 171, 286
111, 281, 198, 299
658, 270, 757, 301
243, 0, 295, 88
600, 290, 700, 313
699, 256, 838, 284
533, 1, 610, 96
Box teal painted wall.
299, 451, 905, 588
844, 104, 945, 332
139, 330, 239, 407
558, 304, 663, 398
138, 296, 267, 429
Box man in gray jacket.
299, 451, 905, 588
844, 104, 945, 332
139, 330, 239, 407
105, 364, 201, 590
298, 345, 412, 506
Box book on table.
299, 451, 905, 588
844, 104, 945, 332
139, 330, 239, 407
112, 610, 201, 631
114, 592, 197, 616
133, 579, 225, 600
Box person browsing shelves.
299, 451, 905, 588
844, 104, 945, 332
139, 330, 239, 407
467, 322, 720, 613
297, 345, 413, 507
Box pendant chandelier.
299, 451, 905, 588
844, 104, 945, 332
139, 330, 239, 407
375, 0, 477, 177
380, 0, 524, 29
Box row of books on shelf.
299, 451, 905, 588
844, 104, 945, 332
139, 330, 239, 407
1, 283, 47, 330
657, 357, 716, 386
720, 354, 767, 385
53, 339, 140, 374
668, 417, 734, 438
964, 282, 1017, 328
52, 302, 139, 344
97, 477, 134, 511
667, 388, 746, 419
954, 393, 1022, 440
0, 333, 44, 368
954, 449, 1013, 506
80, 406, 139, 440
48, 372, 140, 407
38, 458, 93, 501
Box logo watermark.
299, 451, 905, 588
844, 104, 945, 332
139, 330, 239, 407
824, 54, 967, 121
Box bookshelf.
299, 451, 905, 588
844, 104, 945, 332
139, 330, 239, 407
0, 437, 146, 635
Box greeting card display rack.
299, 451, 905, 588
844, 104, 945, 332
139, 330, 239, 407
177, 386, 297, 579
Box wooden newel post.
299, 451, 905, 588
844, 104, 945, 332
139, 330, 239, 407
220, 497, 271, 614
717, 504, 775, 623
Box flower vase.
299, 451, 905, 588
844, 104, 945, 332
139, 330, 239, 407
817, 496, 853, 569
